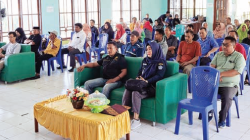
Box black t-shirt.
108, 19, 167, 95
242, 38, 250, 46
180, 34, 199, 41
28, 34, 42, 53
97, 53, 127, 79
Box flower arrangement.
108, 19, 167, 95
66, 87, 89, 109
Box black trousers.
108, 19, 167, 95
36, 54, 53, 73
218, 86, 238, 123
61, 48, 81, 67
200, 57, 211, 66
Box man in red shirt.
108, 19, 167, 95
219, 30, 247, 60
176, 30, 201, 75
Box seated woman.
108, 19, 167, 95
112, 24, 127, 49
143, 21, 153, 43
213, 22, 226, 39
122, 42, 167, 129
83, 23, 92, 61
226, 25, 234, 35
134, 21, 145, 43
15, 27, 27, 44
95, 22, 114, 47
122, 22, 130, 32
172, 14, 180, 28
237, 24, 249, 43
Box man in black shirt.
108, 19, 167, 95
90, 19, 99, 41
24, 26, 42, 62
157, 11, 171, 26
77, 41, 127, 98
242, 30, 250, 45
143, 13, 153, 24
180, 24, 199, 41
164, 26, 178, 60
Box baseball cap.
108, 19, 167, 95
48, 31, 58, 36
131, 30, 139, 37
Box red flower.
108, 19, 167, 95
73, 97, 77, 100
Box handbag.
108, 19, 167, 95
125, 78, 148, 94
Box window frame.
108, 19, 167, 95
0, 0, 42, 42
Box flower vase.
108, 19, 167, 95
72, 100, 84, 109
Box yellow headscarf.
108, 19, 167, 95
237, 24, 249, 43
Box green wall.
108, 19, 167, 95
41, 0, 60, 34
100, 0, 112, 25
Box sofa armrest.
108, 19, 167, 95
1, 52, 35, 82
155, 73, 188, 124
74, 67, 101, 88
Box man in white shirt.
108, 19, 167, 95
0, 32, 21, 71
60, 23, 86, 72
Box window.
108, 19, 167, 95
59, 0, 100, 39
112, 0, 141, 26
168, 0, 206, 20
0, 0, 41, 42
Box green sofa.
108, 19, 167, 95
0, 42, 35, 83
74, 57, 188, 124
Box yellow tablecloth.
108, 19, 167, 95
34, 95, 131, 140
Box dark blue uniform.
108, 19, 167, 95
137, 59, 167, 86
124, 41, 144, 57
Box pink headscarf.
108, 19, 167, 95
213, 22, 226, 39
83, 23, 91, 35
134, 21, 143, 35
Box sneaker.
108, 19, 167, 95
218, 121, 226, 128
57, 66, 67, 69
131, 119, 141, 130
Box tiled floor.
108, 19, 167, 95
0, 64, 250, 140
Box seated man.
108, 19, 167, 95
0, 32, 21, 71
219, 30, 247, 60
197, 27, 219, 66
124, 31, 144, 57
90, 19, 99, 41
60, 23, 86, 72
165, 26, 178, 60
77, 41, 127, 98
24, 26, 42, 62
31, 31, 61, 79
180, 24, 199, 41
154, 29, 168, 58
176, 30, 201, 76
211, 36, 245, 128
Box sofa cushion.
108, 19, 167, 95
20, 45, 31, 52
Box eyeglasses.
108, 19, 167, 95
222, 43, 231, 47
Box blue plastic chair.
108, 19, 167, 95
175, 67, 220, 140
152, 29, 155, 40
240, 43, 250, 85
44, 39, 64, 76
71, 31, 75, 40
91, 32, 96, 45
74, 41, 87, 66
215, 38, 224, 47
89, 33, 109, 61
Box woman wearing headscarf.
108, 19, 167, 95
134, 21, 145, 43
213, 22, 226, 39
226, 25, 234, 36
83, 23, 92, 60
143, 21, 153, 44
101, 22, 114, 42
15, 27, 27, 44
172, 14, 180, 28
122, 42, 167, 130
112, 24, 127, 48
237, 24, 249, 43
122, 22, 130, 32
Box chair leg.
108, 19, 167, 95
213, 108, 219, 133
233, 96, 240, 118
198, 113, 202, 120
201, 111, 209, 140
83, 53, 87, 64
47, 61, 51, 76
226, 107, 231, 127
77, 56, 82, 66
51, 60, 55, 71
188, 76, 191, 93
152, 122, 156, 127
188, 111, 193, 125
174, 105, 182, 135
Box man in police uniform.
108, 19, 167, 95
124, 31, 144, 57
24, 26, 42, 62
77, 41, 127, 98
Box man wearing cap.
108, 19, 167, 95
31, 31, 61, 79
77, 41, 127, 98
60, 23, 86, 72
124, 31, 144, 57
24, 26, 42, 62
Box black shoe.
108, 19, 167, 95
30, 75, 40, 80
57, 65, 67, 69
68, 67, 74, 72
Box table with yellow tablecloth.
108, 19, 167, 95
34, 95, 131, 140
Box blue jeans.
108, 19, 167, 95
84, 78, 122, 98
